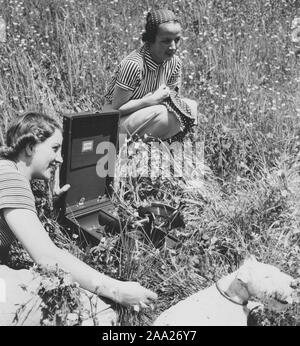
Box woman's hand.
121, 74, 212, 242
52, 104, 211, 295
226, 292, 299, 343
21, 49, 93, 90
148, 84, 170, 105
112, 85, 170, 116
52, 165, 70, 199
53, 183, 71, 199
112, 281, 157, 310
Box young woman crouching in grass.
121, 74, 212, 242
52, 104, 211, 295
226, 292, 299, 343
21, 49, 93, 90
103, 9, 198, 142
0, 112, 157, 325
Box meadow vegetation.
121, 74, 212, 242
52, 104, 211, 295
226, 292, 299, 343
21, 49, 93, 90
0, 0, 300, 325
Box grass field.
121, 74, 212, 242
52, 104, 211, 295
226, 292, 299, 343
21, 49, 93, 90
0, 0, 300, 325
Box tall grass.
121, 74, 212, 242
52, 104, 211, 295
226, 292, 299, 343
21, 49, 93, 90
0, 0, 300, 325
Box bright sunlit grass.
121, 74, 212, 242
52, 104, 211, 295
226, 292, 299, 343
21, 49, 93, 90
0, 0, 300, 326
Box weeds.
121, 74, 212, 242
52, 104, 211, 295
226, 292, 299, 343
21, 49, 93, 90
0, 0, 300, 325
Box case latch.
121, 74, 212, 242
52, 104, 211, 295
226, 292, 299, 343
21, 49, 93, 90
77, 197, 86, 207
97, 195, 106, 203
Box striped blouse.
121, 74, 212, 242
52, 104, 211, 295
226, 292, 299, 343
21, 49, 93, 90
104, 44, 182, 103
0, 160, 37, 249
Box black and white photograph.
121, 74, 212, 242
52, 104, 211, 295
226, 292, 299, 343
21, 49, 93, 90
0, 0, 300, 332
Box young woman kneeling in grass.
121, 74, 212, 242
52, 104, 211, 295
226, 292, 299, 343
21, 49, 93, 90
0, 112, 157, 325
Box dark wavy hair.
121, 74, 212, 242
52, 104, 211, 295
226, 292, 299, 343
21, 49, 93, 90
141, 13, 180, 43
0, 111, 61, 160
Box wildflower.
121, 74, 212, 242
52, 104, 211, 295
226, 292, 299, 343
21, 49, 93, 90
66, 313, 79, 326
42, 318, 52, 326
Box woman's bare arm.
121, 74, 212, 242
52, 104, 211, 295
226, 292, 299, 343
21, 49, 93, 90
3, 208, 157, 306
112, 86, 153, 116
112, 85, 170, 116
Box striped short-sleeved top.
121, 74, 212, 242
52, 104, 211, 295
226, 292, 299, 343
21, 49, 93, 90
104, 44, 182, 103
0, 160, 37, 249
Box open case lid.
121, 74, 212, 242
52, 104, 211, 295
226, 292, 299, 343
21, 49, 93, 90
59, 110, 120, 216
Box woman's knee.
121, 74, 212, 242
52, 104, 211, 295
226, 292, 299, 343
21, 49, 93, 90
154, 105, 169, 127
153, 111, 182, 139
152, 104, 168, 115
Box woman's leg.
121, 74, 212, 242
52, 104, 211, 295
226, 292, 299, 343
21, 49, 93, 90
0, 265, 42, 326
0, 265, 117, 326
103, 100, 198, 140
119, 105, 182, 140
